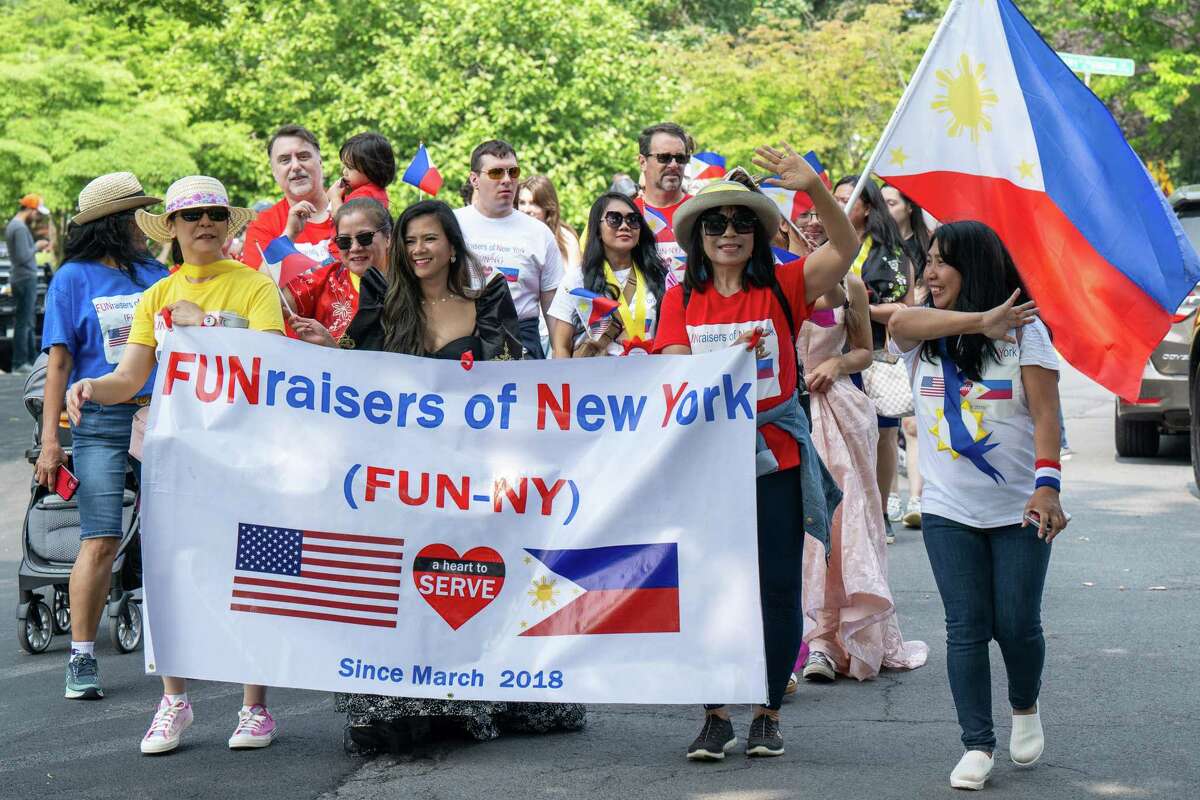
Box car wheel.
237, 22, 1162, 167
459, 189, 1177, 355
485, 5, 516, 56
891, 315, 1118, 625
1114, 403, 1160, 458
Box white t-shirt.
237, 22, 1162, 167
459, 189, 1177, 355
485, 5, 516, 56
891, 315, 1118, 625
454, 206, 565, 321
547, 266, 659, 355
894, 318, 1059, 528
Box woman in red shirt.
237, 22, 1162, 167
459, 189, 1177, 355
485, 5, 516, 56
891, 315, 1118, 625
654, 145, 859, 761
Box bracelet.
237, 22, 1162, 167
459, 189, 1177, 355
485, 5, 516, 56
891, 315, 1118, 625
1034, 459, 1061, 492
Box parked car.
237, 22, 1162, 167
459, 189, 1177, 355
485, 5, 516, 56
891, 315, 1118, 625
1115, 185, 1200, 458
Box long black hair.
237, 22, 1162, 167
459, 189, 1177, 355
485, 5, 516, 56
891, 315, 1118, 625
920, 220, 1032, 382
381, 200, 483, 355
883, 183, 932, 273
63, 209, 154, 285
835, 175, 906, 258
682, 204, 777, 293
340, 132, 396, 188
580, 193, 666, 303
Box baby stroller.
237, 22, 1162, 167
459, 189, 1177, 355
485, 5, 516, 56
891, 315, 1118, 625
16, 352, 144, 655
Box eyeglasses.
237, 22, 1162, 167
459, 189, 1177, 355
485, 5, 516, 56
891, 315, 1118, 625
645, 153, 689, 165
603, 211, 642, 230
797, 211, 820, 222
334, 228, 386, 250
477, 166, 521, 181
175, 207, 230, 223
700, 212, 758, 236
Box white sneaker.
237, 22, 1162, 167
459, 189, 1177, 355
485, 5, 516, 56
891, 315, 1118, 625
950, 750, 994, 790
1010, 705, 1044, 765
887, 493, 902, 523
802, 650, 836, 683
140, 696, 193, 754
902, 497, 922, 529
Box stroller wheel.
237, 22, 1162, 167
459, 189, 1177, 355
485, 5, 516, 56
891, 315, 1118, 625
110, 599, 142, 653
18, 600, 54, 654
53, 588, 71, 635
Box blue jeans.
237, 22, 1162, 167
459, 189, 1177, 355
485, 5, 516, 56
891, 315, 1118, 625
12, 278, 37, 368
71, 402, 140, 539
922, 514, 1052, 751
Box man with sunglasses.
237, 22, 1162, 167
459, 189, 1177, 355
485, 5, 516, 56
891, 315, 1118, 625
241, 124, 335, 269
454, 139, 564, 359
635, 122, 694, 283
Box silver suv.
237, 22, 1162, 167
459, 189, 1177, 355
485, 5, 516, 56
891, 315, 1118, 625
1114, 185, 1200, 457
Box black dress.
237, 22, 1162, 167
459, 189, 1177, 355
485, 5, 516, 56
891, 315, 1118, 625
332, 267, 584, 750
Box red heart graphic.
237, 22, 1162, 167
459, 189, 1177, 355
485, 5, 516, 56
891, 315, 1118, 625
460, 351, 475, 371
412, 544, 505, 629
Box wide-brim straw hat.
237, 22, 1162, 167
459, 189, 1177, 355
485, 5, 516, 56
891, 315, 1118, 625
72, 172, 161, 225
673, 179, 782, 252
135, 175, 255, 243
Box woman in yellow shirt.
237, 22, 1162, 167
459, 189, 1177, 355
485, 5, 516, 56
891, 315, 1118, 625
66, 175, 284, 756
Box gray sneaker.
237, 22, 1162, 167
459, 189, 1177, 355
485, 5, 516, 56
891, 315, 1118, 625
746, 714, 784, 757
65, 653, 103, 699
687, 714, 736, 761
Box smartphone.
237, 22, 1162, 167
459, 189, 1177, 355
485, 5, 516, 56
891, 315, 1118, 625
1023, 509, 1072, 527
54, 464, 80, 501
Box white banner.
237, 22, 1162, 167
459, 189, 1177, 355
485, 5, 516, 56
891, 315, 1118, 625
141, 328, 764, 704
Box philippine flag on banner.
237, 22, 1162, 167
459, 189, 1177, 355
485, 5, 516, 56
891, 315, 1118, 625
259, 236, 322, 287
569, 287, 620, 339
873, 0, 1200, 400
520, 543, 680, 636
760, 151, 830, 221
401, 143, 444, 196
688, 151, 726, 182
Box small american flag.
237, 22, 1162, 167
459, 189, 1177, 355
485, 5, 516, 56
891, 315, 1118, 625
230, 523, 404, 628
108, 325, 131, 347
919, 376, 945, 397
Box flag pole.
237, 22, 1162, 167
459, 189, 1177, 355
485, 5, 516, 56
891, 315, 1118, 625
843, 0, 963, 212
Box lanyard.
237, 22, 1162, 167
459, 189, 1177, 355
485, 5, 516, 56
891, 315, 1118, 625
602, 261, 648, 340
849, 234, 873, 277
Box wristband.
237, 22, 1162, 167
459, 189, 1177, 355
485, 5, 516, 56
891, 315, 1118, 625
1034, 459, 1061, 492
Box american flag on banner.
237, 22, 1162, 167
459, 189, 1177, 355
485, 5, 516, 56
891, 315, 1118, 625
107, 324, 131, 347
919, 376, 946, 398
230, 523, 404, 628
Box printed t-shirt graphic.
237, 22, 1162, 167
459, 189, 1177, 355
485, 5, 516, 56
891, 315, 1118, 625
653, 257, 810, 470
896, 317, 1059, 528
635, 195, 691, 283
454, 206, 565, 321
241, 198, 335, 268
546, 266, 660, 355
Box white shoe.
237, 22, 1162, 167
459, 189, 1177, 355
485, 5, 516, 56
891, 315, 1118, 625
140, 696, 193, 755
1010, 705, 1044, 766
950, 750, 994, 790
902, 497, 922, 528
802, 650, 836, 683
887, 493, 902, 523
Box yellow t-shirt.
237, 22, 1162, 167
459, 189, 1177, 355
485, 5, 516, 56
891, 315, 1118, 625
128, 259, 285, 350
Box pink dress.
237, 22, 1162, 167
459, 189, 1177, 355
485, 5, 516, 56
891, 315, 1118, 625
798, 306, 928, 679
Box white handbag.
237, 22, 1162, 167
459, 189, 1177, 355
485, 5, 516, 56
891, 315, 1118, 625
862, 350, 914, 418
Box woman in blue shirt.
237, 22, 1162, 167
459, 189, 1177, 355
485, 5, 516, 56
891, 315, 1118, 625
35, 172, 167, 702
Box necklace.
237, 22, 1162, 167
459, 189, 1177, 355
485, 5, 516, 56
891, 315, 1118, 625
422, 294, 453, 304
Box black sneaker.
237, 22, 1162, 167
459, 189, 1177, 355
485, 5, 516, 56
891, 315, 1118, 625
746, 714, 784, 757
686, 714, 736, 761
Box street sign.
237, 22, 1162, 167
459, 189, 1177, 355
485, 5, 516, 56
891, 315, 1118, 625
1057, 52, 1136, 77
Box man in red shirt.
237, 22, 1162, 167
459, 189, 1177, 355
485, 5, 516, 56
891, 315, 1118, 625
241, 124, 335, 268
635, 122, 694, 281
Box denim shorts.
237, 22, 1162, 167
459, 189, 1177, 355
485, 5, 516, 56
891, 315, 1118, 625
71, 401, 141, 540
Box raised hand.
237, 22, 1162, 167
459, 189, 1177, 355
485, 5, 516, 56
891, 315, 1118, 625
752, 143, 820, 193
285, 201, 317, 239
979, 290, 1038, 342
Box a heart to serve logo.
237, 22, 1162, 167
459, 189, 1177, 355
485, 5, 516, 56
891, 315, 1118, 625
412, 544, 505, 629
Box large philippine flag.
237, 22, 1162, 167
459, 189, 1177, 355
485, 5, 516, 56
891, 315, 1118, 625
520, 543, 680, 636
873, 0, 1200, 400
401, 143, 444, 196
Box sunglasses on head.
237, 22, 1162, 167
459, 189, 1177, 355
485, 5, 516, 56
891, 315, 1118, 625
646, 153, 689, 165
700, 211, 758, 236
478, 166, 521, 181
175, 207, 230, 223
603, 211, 642, 230
334, 228, 386, 250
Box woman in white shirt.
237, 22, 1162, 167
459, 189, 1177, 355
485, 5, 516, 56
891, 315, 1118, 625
889, 220, 1067, 791
547, 193, 666, 357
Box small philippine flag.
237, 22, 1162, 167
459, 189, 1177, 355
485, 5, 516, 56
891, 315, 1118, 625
642, 205, 670, 239
569, 287, 620, 337
259, 236, 322, 287
757, 358, 775, 380
401, 143, 444, 196
498, 266, 520, 283
687, 151, 726, 181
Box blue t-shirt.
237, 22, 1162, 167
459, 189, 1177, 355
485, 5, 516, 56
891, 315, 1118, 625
41, 259, 169, 398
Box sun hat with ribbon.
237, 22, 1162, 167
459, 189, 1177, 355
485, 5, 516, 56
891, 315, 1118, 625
672, 179, 782, 248
72, 172, 161, 225
135, 175, 255, 243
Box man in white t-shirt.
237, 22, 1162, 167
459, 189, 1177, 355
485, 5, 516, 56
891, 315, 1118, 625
455, 139, 564, 359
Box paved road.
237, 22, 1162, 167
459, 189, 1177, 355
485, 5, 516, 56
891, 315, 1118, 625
1, 365, 1197, 800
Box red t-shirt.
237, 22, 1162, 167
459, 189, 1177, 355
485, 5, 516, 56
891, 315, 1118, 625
240, 198, 336, 268
344, 182, 390, 209
652, 258, 810, 471
635, 195, 691, 279
285, 262, 360, 340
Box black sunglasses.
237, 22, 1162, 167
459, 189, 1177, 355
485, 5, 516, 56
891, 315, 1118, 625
646, 153, 689, 165
603, 211, 642, 230
477, 166, 521, 181
700, 212, 758, 236
175, 207, 230, 223
334, 228, 386, 250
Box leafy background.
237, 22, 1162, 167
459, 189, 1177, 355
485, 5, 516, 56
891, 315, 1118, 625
2, 0, 1196, 228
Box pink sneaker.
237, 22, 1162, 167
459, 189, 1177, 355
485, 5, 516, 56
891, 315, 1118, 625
141, 696, 193, 754
228, 704, 277, 749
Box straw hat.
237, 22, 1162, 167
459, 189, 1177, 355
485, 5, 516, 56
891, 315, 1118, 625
672, 179, 782, 248
135, 175, 255, 243
72, 172, 161, 225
